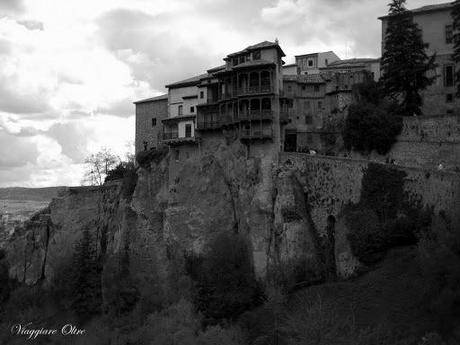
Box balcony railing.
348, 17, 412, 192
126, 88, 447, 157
196, 121, 221, 130
237, 84, 273, 96
163, 132, 179, 140
240, 127, 273, 140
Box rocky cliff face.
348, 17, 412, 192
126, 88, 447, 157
5, 142, 335, 295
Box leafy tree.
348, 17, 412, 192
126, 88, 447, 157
82, 148, 119, 186
343, 80, 403, 155
452, 0, 460, 96
381, 0, 436, 115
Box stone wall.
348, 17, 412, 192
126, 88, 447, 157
280, 152, 460, 232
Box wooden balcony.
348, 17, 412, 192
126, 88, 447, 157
196, 121, 221, 131
237, 84, 273, 96
240, 127, 273, 140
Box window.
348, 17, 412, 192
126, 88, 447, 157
444, 65, 455, 87
287, 85, 292, 92
325, 58, 328, 66
314, 85, 320, 92
305, 115, 312, 124
253, 50, 261, 60
190, 106, 195, 113
178, 105, 183, 115
446, 93, 453, 103
200, 91, 204, 99
301, 85, 306, 90
307, 59, 314, 67
446, 25, 453, 44
151, 118, 156, 127
307, 133, 313, 143
185, 124, 192, 138
174, 149, 180, 161
305, 100, 311, 111
318, 101, 323, 109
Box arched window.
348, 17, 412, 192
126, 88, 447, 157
261, 71, 271, 87
249, 72, 259, 88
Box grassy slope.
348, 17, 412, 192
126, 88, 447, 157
288, 246, 433, 339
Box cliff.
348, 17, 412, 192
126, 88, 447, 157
5, 141, 460, 297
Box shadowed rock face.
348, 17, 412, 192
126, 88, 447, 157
4, 143, 327, 295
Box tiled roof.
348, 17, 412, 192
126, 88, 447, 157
283, 74, 326, 84
165, 73, 209, 89
228, 40, 286, 57
133, 94, 168, 104
295, 51, 334, 58
327, 58, 380, 67
379, 2, 453, 19
207, 64, 226, 73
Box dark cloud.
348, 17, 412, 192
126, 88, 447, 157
46, 122, 91, 163
0, 0, 25, 15
97, 9, 218, 91
16, 20, 44, 31
0, 130, 38, 168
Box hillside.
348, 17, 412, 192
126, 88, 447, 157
0, 187, 67, 202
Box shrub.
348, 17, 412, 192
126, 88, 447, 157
187, 233, 264, 324
136, 146, 169, 168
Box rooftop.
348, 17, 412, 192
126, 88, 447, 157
165, 73, 210, 89
379, 1, 453, 19
133, 94, 168, 104
295, 50, 335, 58
232, 59, 276, 69
283, 74, 326, 84
325, 58, 380, 68
227, 40, 286, 58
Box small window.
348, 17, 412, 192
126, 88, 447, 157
287, 85, 292, 92
325, 58, 328, 66
446, 25, 453, 44
253, 50, 261, 60
200, 91, 204, 99
151, 118, 156, 127
301, 85, 306, 90
305, 115, 312, 124
190, 106, 195, 113
314, 85, 320, 92
444, 65, 455, 87
318, 101, 323, 109
175, 149, 180, 161
178, 105, 183, 115
308, 59, 314, 67
446, 93, 453, 103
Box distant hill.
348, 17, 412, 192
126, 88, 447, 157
0, 187, 67, 202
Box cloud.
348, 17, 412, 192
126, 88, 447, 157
0, 129, 39, 168
0, 0, 25, 15
16, 20, 44, 31
46, 122, 93, 163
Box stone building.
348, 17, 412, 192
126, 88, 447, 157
282, 74, 327, 152
134, 94, 168, 153
320, 58, 380, 82
293, 51, 341, 75
379, 2, 459, 115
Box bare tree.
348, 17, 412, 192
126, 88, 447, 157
82, 148, 119, 186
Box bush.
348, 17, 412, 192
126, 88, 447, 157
187, 232, 264, 324
136, 146, 169, 168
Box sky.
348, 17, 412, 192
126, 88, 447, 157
0, 0, 449, 187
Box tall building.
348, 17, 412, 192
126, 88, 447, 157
196, 41, 287, 152
134, 94, 168, 154
379, 2, 458, 115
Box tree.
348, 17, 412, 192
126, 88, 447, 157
71, 227, 102, 320
82, 148, 119, 186
452, 0, 460, 96
381, 0, 436, 115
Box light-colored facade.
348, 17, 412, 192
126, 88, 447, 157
134, 94, 168, 154
295, 51, 341, 75
380, 2, 459, 115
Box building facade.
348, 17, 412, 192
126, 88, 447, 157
294, 51, 341, 75
380, 2, 459, 115
134, 94, 168, 154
